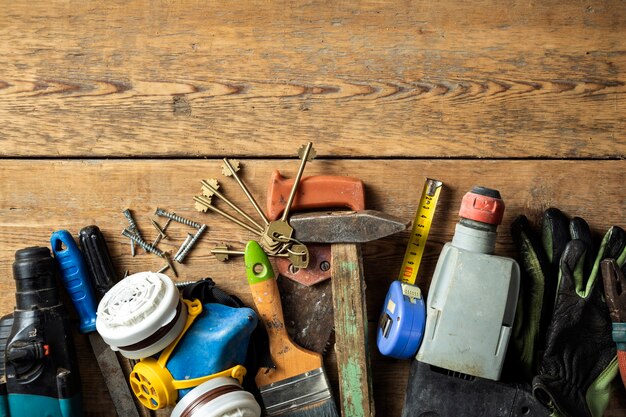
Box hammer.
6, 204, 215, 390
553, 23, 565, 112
290, 210, 409, 417
267, 170, 366, 286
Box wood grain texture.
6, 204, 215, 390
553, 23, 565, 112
0, 158, 624, 416
1, 1, 625, 158
1, 1, 625, 416
331, 243, 375, 417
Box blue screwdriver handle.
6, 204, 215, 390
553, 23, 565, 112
51, 230, 97, 334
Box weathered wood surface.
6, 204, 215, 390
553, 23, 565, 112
1, 1, 625, 416
0, 159, 624, 416
0, 1, 625, 158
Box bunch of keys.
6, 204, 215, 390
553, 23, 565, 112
193, 142, 316, 269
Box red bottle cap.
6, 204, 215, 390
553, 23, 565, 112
459, 186, 505, 225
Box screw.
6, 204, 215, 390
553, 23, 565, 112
174, 224, 207, 263
122, 209, 140, 256
174, 233, 194, 260
155, 208, 202, 229
175, 280, 196, 288
122, 209, 139, 230
121, 228, 164, 257
320, 261, 331, 272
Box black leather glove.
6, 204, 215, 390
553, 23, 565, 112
511, 208, 626, 417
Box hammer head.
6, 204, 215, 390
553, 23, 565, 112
290, 210, 409, 243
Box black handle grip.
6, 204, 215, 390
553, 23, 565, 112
79, 225, 118, 301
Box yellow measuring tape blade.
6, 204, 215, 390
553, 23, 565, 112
399, 178, 443, 285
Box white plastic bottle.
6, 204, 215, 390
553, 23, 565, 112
415, 186, 520, 381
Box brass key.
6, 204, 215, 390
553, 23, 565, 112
211, 244, 306, 266
194, 195, 263, 237
201, 179, 264, 232
222, 158, 270, 227
260, 143, 315, 263
282, 142, 315, 222
195, 144, 314, 270
211, 244, 288, 262
286, 243, 309, 269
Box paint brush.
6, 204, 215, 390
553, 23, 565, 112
244, 240, 339, 416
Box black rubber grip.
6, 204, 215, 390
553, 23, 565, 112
79, 225, 118, 301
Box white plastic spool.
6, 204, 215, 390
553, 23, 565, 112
96, 271, 186, 359
171, 377, 261, 417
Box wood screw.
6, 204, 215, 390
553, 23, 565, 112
121, 228, 164, 257
122, 209, 140, 256
174, 224, 207, 263
155, 208, 202, 229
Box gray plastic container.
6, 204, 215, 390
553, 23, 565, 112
416, 188, 520, 381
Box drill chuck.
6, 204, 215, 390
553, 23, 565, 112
13, 247, 61, 311
1, 246, 84, 417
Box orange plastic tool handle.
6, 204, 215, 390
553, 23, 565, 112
267, 170, 366, 286
266, 170, 365, 221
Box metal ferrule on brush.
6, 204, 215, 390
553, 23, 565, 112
259, 367, 333, 415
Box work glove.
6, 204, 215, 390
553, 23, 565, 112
509, 208, 626, 417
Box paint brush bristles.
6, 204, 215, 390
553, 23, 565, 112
259, 367, 338, 416
277, 399, 339, 417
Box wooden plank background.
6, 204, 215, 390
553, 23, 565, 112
0, 1, 624, 416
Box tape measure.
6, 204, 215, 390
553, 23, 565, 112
376, 178, 443, 359
399, 178, 443, 284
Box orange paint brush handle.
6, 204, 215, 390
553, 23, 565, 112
244, 241, 322, 387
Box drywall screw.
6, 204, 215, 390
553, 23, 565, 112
155, 208, 202, 229
174, 224, 207, 263
122, 209, 140, 256
121, 228, 164, 257
174, 233, 194, 260
175, 280, 196, 288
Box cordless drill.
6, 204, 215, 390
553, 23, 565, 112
0, 247, 83, 417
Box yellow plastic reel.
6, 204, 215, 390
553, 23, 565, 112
128, 299, 247, 410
